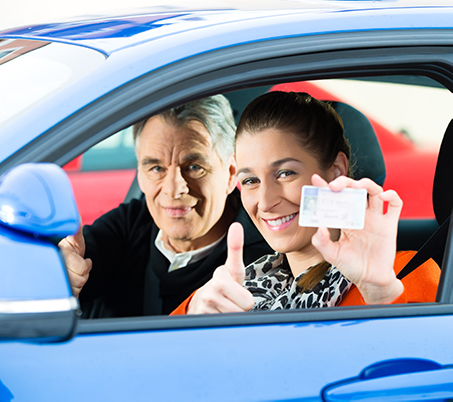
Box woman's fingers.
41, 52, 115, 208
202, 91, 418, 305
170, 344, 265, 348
225, 222, 246, 284
379, 189, 403, 220
212, 265, 255, 310
187, 264, 254, 314
187, 222, 254, 316
309, 175, 404, 305
311, 227, 339, 264
197, 285, 253, 314
311, 175, 403, 217
311, 173, 328, 187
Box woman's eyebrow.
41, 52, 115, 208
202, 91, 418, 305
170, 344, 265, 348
238, 158, 302, 176
237, 167, 251, 175
270, 157, 302, 168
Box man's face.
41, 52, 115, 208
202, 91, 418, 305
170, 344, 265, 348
137, 115, 237, 252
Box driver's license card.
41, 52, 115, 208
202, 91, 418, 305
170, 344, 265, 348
299, 186, 367, 229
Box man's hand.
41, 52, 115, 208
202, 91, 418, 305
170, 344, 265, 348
311, 174, 404, 304
187, 222, 255, 314
59, 224, 92, 298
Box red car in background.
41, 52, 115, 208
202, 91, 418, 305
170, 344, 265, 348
64, 129, 137, 225
65, 80, 439, 225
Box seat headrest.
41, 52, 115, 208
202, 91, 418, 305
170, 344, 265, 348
331, 101, 386, 186
432, 119, 453, 225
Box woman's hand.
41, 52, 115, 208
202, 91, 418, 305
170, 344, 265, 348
310, 174, 404, 304
187, 222, 255, 314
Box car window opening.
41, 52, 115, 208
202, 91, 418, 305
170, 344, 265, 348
67, 74, 451, 321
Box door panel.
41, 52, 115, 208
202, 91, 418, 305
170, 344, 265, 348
0, 314, 452, 401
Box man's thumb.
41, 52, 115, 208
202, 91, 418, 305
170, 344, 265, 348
63, 223, 86, 257
225, 222, 245, 284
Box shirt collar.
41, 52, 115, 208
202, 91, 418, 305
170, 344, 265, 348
155, 229, 225, 272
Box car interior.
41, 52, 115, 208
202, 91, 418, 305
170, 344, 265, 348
121, 77, 444, 249
72, 74, 453, 323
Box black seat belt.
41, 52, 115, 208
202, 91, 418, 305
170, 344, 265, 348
397, 216, 450, 280
397, 120, 453, 280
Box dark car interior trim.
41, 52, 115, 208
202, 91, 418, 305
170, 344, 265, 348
77, 303, 453, 334
0, 310, 78, 342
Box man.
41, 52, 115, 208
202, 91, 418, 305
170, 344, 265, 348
60, 95, 273, 318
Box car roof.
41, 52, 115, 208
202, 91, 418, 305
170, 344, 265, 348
1, 0, 453, 55
0, 0, 452, 166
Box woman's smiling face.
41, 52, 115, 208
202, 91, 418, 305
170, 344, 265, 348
236, 128, 335, 256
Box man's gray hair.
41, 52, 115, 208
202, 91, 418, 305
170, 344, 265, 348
133, 94, 236, 164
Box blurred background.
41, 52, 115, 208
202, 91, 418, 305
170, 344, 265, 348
0, 0, 167, 30
0, 0, 319, 30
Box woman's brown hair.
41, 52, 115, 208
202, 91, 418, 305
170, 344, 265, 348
235, 91, 352, 293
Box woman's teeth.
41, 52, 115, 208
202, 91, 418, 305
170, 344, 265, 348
267, 213, 296, 227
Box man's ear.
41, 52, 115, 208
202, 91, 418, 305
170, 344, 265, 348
332, 151, 349, 179
227, 154, 238, 194
137, 168, 145, 194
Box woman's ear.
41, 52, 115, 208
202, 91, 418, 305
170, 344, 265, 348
332, 151, 349, 179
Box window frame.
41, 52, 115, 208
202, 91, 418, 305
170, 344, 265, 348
3, 28, 453, 334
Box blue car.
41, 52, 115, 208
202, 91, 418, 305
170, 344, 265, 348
1, 1, 453, 400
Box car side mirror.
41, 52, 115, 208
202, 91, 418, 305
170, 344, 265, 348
0, 163, 80, 343
0, 163, 80, 237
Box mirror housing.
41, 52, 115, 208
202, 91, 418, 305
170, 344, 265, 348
0, 163, 80, 237
0, 163, 79, 343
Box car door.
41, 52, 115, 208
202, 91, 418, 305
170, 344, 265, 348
1, 18, 453, 402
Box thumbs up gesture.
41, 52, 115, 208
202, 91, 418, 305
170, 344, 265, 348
187, 222, 255, 314
59, 223, 92, 297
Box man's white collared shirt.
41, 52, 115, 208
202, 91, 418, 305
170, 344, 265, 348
155, 229, 224, 272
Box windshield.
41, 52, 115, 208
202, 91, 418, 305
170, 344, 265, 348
0, 39, 105, 128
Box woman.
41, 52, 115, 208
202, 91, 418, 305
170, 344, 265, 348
171, 91, 440, 315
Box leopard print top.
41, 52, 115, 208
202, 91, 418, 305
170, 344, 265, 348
244, 252, 352, 311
